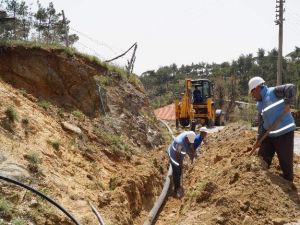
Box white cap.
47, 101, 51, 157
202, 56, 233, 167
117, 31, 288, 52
199, 127, 209, 133
186, 132, 196, 143
248, 76, 265, 94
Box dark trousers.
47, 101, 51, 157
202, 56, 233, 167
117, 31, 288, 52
171, 163, 182, 191
258, 131, 294, 181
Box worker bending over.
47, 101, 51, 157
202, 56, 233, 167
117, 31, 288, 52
168, 131, 196, 198
193, 126, 209, 158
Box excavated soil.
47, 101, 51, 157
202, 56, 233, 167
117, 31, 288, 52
156, 123, 300, 225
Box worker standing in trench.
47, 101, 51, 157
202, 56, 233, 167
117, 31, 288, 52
167, 131, 196, 198
249, 76, 296, 182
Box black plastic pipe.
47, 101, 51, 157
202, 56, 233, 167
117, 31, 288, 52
0, 175, 81, 225
143, 119, 175, 225
89, 201, 106, 225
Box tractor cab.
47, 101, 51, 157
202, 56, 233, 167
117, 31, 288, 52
175, 78, 221, 129
191, 79, 213, 104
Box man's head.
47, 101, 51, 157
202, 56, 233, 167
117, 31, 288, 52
199, 126, 209, 139
248, 76, 265, 101
186, 132, 196, 144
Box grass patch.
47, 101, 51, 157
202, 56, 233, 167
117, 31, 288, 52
0, 198, 12, 218
25, 151, 42, 173
96, 181, 106, 191
187, 180, 208, 198
25, 151, 41, 164
50, 139, 60, 150
0, 39, 62, 50
5, 106, 18, 123
95, 75, 112, 86
72, 110, 83, 118
109, 177, 119, 191
11, 217, 26, 225
38, 100, 51, 110
21, 117, 29, 125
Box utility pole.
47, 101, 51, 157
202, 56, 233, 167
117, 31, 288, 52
275, 0, 285, 85
62, 10, 69, 48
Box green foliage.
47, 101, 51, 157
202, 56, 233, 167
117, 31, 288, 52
25, 151, 42, 174
25, 151, 41, 165
187, 180, 207, 198
72, 110, 83, 118
1, 0, 78, 45
50, 139, 60, 150
0, 198, 12, 217
140, 47, 300, 112
5, 106, 18, 122
11, 217, 26, 225
38, 99, 51, 110
109, 177, 118, 191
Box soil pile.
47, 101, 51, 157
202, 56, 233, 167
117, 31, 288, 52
157, 123, 300, 225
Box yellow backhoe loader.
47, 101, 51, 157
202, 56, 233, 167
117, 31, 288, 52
175, 78, 222, 129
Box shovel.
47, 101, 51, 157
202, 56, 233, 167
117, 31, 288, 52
250, 110, 288, 155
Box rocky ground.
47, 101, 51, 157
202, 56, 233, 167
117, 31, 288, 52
156, 122, 300, 225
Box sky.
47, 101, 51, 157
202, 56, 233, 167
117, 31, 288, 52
24, 0, 300, 75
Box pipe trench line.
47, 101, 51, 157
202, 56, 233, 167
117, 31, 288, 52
0, 175, 81, 225
143, 119, 175, 225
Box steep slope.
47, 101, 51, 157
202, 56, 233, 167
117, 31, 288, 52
0, 44, 168, 225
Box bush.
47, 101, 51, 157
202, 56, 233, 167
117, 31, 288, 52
5, 106, 18, 122
21, 118, 29, 125
11, 217, 26, 225
38, 100, 51, 110
0, 198, 12, 217
50, 140, 60, 150
25, 151, 41, 165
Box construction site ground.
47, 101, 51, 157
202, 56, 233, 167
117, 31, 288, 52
0, 45, 299, 225
154, 121, 300, 225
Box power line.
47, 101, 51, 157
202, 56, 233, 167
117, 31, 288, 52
69, 26, 117, 55
76, 41, 105, 60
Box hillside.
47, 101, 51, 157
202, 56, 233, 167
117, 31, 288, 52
0, 43, 169, 225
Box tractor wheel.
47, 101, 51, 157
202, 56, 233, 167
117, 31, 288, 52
207, 119, 214, 128
179, 118, 190, 127
215, 115, 221, 126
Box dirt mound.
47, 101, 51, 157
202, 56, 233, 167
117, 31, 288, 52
157, 123, 300, 225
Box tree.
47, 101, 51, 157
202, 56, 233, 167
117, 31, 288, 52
33, 0, 47, 40
225, 76, 239, 121
17, 1, 31, 39
5, 0, 19, 38
214, 77, 226, 109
